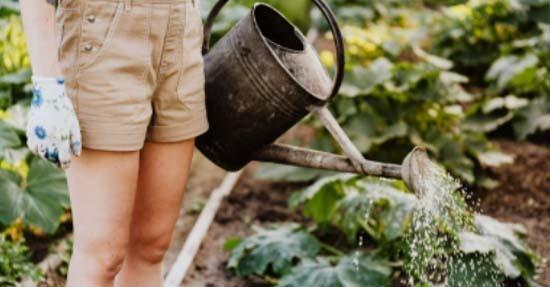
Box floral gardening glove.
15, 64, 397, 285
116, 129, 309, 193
26, 76, 82, 169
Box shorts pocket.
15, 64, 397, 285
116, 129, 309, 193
78, 1, 123, 70
176, 2, 205, 106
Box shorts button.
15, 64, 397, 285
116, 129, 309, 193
84, 43, 93, 52
87, 14, 96, 23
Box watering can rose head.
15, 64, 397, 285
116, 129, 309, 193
401, 147, 433, 196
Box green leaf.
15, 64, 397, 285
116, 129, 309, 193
277, 258, 343, 287
512, 95, 550, 139
288, 174, 355, 209
5, 103, 28, 132
0, 235, 42, 284
0, 157, 68, 234
412, 45, 454, 70
351, 179, 416, 241
0, 69, 31, 85
463, 112, 515, 133
459, 231, 521, 277
224, 236, 242, 251
1, 147, 29, 165
339, 58, 393, 97
254, 163, 333, 182
334, 191, 376, 242
446, 253, 504, 287
288, 174, 356, 224
277, 253, 392, 287
486, 55, 539, 90
337, 253, 393, 287
0, 120, 21, 150
464, 214, 541, 279
227, 224, 321, 276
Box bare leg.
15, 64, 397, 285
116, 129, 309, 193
66, 148, 140, 287
115, 140, 195, 287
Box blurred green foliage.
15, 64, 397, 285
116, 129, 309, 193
0, 235, 42, 286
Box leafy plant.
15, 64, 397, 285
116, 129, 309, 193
0, 235, 41, 286
0, 157, 69, 234
226, 176, 541, 286
228, 224, 321, 277
277, 254, 392, 287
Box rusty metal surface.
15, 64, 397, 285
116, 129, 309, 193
254, 143, 403, 179
196, 4, 329, 171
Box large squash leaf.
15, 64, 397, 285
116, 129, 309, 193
227, 224, 321, 277
288, 174, 357, 224
333, 178, 417, 242
0, 157, 68, 234
277, 253, 392, 287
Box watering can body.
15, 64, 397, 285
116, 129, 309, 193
196, 2, 341, 171
195, 0, 429, 191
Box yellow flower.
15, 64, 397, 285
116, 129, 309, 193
59, 211, 72, 223
3, 218, 24, 242
0, 110, 10, 120
446, 4, 473, 20
28, 225, 45, 237
0, 160, 30, 180
320, 50, 335, 68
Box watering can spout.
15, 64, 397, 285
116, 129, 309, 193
254, 144, 433, 196
401, 147, 433, 195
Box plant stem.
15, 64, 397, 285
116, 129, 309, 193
319, 241, 344, 257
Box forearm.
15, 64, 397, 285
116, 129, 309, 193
20, 0, 62, 77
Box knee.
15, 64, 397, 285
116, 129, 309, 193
73, 237, 128, 279
129, 230, 173, 264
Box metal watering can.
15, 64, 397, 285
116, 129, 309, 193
196, 0, 432, 193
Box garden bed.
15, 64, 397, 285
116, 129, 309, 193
183, 139, 549, 286
478, 139, 550, 285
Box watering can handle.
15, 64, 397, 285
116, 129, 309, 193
201, 0, 345, 101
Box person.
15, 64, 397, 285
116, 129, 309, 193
19, 0, 209, 286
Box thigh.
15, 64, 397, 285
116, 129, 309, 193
129, 140, 195, 242
65, 148, 140, 251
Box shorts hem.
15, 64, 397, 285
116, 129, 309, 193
146, 117, 209, 143
81, 130, 146, 152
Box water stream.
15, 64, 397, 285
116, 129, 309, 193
403, 162, 500, 286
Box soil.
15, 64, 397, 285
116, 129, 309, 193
182, 173, 308, 287
476, 139, 550, 286
183, 139, 550, 287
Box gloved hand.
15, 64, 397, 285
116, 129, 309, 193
26, 76, 82, 168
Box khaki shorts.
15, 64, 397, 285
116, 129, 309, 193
55, 0, 209, 151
